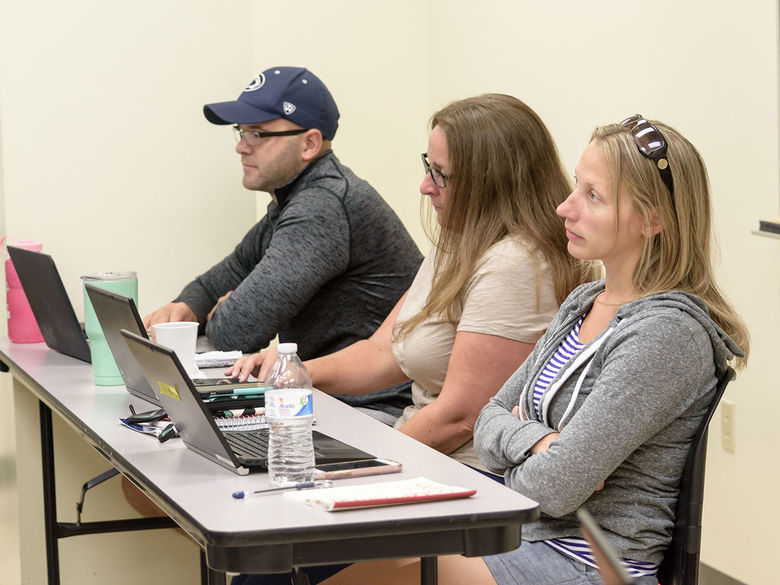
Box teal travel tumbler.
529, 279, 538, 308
82, 271, 138, 385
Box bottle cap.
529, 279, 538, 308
277, 342, 298, 354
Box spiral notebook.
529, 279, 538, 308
214, 408, 266, 431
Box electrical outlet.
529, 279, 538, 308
721, 400, 735, 454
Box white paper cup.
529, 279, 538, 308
153, 321, 199, 377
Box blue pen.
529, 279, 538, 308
232, 480, 333, 499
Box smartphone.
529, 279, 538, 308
313, 458, 402, 479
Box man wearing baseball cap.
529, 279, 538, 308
144, 66, 422, 418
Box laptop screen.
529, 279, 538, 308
7, 247, 91, 362
85, 283, 156, 400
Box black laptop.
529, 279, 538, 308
7, 247, 91, 362
120, 329, 374, 475
85, 283, 265, 406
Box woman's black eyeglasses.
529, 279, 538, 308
421, 153, 450, 188
620, 114, 675, 200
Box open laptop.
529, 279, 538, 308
7, 246, 91, 362
120, 329, 374, 475
85, 283, 265, 406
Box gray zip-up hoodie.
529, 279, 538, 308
474, 280, 743, 564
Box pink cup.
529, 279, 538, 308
1, 236, 44, 343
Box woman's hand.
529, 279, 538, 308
225, 347, 279, 382
530, 431, 560, 454
511, 405, 528, 420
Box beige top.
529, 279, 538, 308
392, 237, 559, 469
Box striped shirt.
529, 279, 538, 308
532, 317, 584, 421
532, 316, 658, 579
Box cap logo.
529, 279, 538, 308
283, 101, 296, 115
244, 73, 266, 92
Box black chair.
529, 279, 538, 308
656, 366, 736, 585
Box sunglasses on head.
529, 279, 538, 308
620, 114, 675, 202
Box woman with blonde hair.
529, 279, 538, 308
321, 116, 748, 585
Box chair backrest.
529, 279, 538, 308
656, 366, 736, 585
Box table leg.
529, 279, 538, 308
40, 401, 61, 585
200, 549, 227, 585
421, 556, 438, 585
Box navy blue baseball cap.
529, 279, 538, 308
203, 67, 340, 140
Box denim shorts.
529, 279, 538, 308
484, 540, 658, 585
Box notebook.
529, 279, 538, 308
120, 329, 374, 475
85, 283, 265, 405
6, 247, 91, 362
286, 477, 476, 511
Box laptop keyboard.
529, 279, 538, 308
224, 429, 270, 462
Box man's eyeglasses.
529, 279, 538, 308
233, 125, 306, 147
421, 153, 450, 188
620, 114, 675, 200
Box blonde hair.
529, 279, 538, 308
397, 94, 595, 337
591, 120, 749, 367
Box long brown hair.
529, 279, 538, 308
397, 94, 595, 337
591, 121, 749, 367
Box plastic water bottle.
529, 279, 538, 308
265, 343, 315, 485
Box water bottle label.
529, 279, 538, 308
265, 388, 313, 418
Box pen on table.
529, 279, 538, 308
232, 480, 333, 499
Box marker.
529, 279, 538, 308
229, 387, 268, 396
205, 395, 265, 406
232, 480, 333, 499
158, 423, 177, 443
220, 407, 256, 418
208, 387, 267, 398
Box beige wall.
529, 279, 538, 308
0, 1, 778, 584
245, 0, 432, 247
0, 0, 259, 318
0, 3, 258, 583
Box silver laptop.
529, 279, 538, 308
120, 329, 374, 475
85, 283, 267, 407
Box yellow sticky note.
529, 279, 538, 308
157, 381, 181, 401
